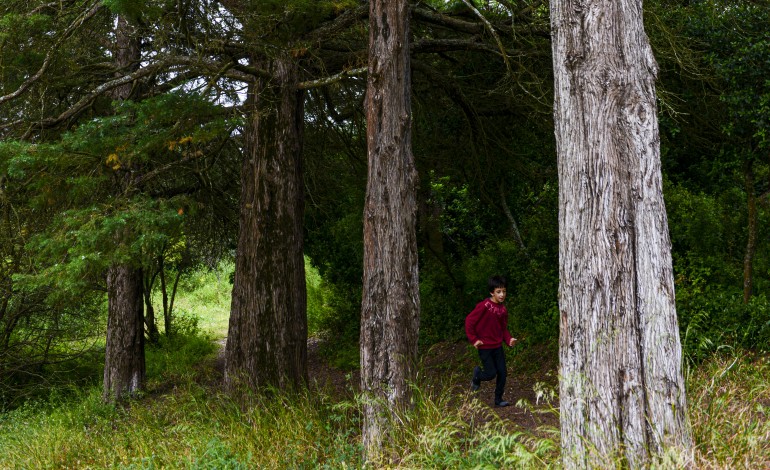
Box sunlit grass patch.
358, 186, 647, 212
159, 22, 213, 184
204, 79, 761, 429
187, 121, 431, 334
159, 261, 233, 339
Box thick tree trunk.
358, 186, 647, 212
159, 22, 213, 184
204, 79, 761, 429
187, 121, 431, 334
360, 0, 420, 462
225, 56, 308, 392
102, 14, 145, 403
742, 160, 756, 304
103, 265, 145, 402
550, 0, 692, 466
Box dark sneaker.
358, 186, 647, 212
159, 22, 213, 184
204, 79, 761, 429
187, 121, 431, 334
495, 400, 510, 407
470, 366, 481, 392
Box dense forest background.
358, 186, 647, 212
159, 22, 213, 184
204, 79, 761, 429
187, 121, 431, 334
1, 0, 770, 466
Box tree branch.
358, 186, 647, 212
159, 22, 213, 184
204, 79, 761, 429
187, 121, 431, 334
412, 7, 485, 35
459, 0, 512, 75
0, 0, 104, 105
20, 59, 173, 138
298, 67, 366, 90
411, 38, 516, 56
307, 3, 369, 42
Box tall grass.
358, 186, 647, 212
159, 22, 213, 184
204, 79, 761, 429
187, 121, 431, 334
0, 371, 557, 469
0, 384, 362, 468
2, 262, 769, 468
688, 351, 770, 468
1, 340, 769, 468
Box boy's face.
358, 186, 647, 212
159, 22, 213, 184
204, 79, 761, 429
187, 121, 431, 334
489, 287, 506, 304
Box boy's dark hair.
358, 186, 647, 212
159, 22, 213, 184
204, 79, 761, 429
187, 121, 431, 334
488, 275, 507, 292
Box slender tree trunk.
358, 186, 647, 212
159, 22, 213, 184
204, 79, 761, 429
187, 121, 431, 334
550, 0, 692, 466
103, 14, 145, 403
167, 268, 181, 334
158, 256, 173, 335
225, 56, 308, 392
143, 269, 160, 344
499, 183, 527, 255
743, 160, 756, 304
360, 0, 420, 462
103, 265, 145, 401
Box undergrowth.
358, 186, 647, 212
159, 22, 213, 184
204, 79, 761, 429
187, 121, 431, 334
1, 332, 769, 468
2, 262, 769, 468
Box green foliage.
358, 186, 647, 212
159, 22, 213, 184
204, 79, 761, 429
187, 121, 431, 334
313, 281, 362, 370
664, 181, 770, 359
305, 256, 329, 336
429, 174, 493, 253
102, 0, 159, 24
686, 0, 770, 149
16, 197, 185, 301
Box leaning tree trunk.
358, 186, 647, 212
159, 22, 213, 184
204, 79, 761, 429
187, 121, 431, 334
103, 14, 146, 403
103, 265, 145, 402
360, 0, 420, 462
224, 56, 308, 392
550, 0, 692, 466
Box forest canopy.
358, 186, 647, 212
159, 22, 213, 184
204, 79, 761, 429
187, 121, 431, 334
1, 0, 769, 407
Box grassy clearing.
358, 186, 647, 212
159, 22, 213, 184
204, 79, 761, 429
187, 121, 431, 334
168, 262, 234, 339
169, 256, 325, 339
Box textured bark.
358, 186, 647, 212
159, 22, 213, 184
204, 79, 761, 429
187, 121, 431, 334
742, 160, 756, 304
360, 0, 420, 462
224, 56, 308, 392
111, 15, 139, 101
550, 0, 692, 466
102, 15, 145, 403
103, 265, 145, 402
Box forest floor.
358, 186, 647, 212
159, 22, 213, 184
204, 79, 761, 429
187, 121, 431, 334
214, 338, 561, 434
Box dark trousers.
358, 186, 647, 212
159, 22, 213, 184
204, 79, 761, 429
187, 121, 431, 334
476, 347, 507, 401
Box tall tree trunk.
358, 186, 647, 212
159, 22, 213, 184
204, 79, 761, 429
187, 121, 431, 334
103, 265, 145, 401
225, 56, 308, 392
742, 160, 757, 304
360, 0, 420, 462
550, 0, 692, 466
103, 14, 145, 403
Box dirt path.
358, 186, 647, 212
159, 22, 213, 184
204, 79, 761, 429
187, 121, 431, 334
216, 337, 559, 433
306, 338, 559, 433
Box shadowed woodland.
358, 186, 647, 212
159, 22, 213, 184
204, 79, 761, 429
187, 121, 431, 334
1, 0, 770, 467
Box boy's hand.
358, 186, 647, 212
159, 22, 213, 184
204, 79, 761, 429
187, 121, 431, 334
508, 338, 517, 347
473, 340, 483, 349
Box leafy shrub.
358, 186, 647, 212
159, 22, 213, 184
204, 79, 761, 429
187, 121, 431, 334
675, 257, 770, 361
